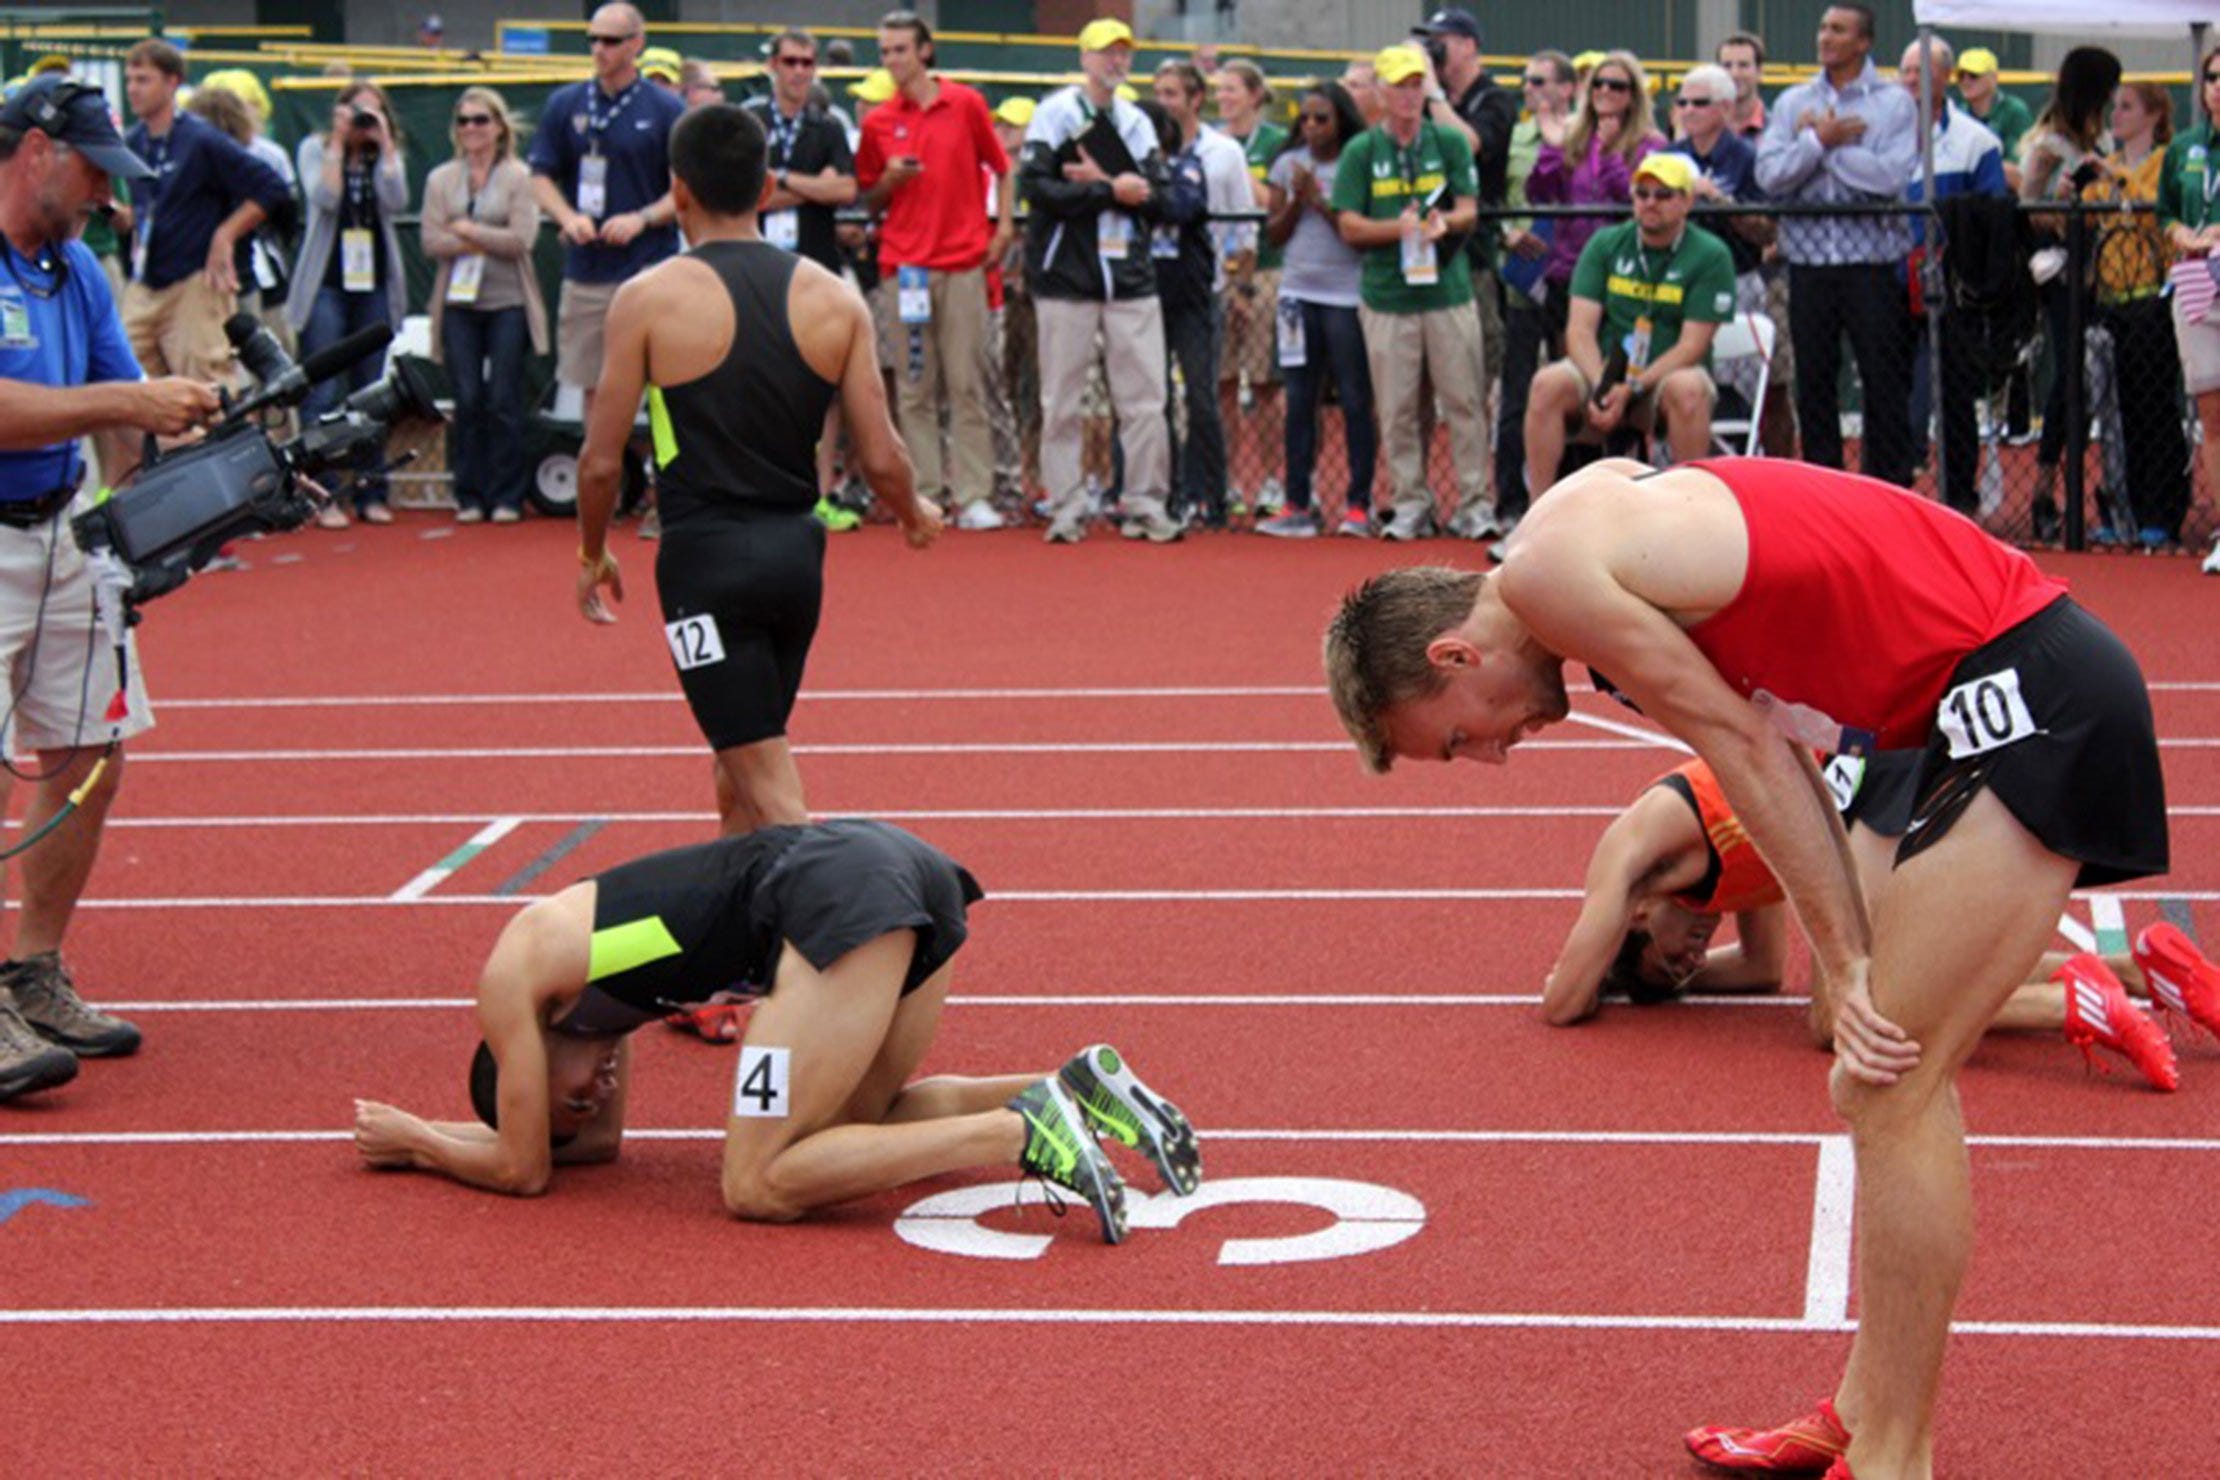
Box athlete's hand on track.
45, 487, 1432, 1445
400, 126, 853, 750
578, 549, 624, 623
353, 1099, 424, 1167
1831, 962, 1921, 1085
899, 498, 944, 549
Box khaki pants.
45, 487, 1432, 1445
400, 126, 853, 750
1360, 300, 1490, 523
121, 274, 238, 385
891, 265, 995, 508
1037, 295, 1170, 525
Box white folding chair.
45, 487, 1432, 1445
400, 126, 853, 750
1707, 310, 1776, 458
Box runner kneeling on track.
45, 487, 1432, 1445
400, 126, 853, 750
1323, 455, 2173, 1477
351, 818, 1202, 1244
1545, 751, 2220, 1092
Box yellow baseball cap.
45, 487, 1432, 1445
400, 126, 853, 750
1632, 152, 1696, 193
994, 95, 1036, 128
199, 67, 273, 124
1572, 50, 1607, 73
640, 46, 683, 83
1374, 45, 1429, 87
1077, 18, 1135, 53
1956, 47, 1999, 77
850, 68, 897, 103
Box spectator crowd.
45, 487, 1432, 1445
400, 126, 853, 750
29, 4, 2220, 568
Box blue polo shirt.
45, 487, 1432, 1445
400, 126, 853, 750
0, 238, 144, 501
121, 110, 291, 291
1665, 131, 1765, 275
528, 76, 686, 284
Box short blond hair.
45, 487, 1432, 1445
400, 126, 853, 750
450, 85, 517, 161
1322, 566, 1483, 774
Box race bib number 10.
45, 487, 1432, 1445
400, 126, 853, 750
1938, 667, 2038, 759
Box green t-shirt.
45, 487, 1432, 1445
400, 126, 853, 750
1328, 121, 1478, 314
1567, 220, 1737, 369
1965, 90, 2033, 165
2158, 124, 2220, 232
1238, 120, 1289, 270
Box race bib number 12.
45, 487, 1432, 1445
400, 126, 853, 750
664, 614, 726, 672
1938, 667, 2038, 759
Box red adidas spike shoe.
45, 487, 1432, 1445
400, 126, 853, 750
2058, 953, 2179, 1092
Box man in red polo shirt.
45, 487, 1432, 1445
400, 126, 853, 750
1323, 455, 2169, 1478
854, 9, 1012, 530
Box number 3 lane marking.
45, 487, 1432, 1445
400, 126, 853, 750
894, 1176, 1426, 1265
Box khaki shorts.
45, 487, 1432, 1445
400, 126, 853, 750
121, 274, 238, 385
1557, 361, 1716, 439
0, 505, 154, 752
2173, 300, 2220, 395
557, 278, 623, 388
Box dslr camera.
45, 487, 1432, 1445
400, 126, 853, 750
72, 314, 442, 609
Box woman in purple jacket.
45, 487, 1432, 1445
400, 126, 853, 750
1524, 49, 1664, 340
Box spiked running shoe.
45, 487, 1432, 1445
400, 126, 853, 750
2, 953, 140, 1058
1685, 1397, 1850, 1473
2133, 923, 2220, 1038
1011, 1078, 1128, 1244
1058, 1043, 1201, 1196
2058, 953, 2178, 1092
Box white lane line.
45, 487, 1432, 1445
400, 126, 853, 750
9, 1128, 2216, 1152
117, 739, 1671, 763
1562, 709, 1693, 753
91, 993, 1816, 1013
2055, 913, 2097, 953
0, 1304, 2209, 1340
85, 805, 1637, 828
388, 818, 520, 902
1802, 1137, 1857, 1327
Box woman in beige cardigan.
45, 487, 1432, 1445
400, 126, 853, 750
422, 87, 549, 523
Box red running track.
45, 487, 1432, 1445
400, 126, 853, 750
3, 517, 2217, 1475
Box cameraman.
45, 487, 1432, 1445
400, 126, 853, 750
0, 77, 218, 1102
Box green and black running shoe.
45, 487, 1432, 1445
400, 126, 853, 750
1058, 1043, 1202, 1196
1011, 1078, 1128, 1245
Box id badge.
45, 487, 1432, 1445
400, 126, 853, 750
1275, 299, 1306, 369
1627, 315, 1654, 372
1399, 225, 1439, 286
578, 153, 609, 219
251, 238, 279, 293
448, 252, 486, 304
764, 208, 800, 252
1097, 211, 1132, 261
341, 228, 376, 294
131, 210, 150, 282
0, 293, 33, 350
1150, 225, 1179, 261
897, 264, 931, 325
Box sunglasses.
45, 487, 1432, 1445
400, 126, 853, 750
455, 113, 494, 126
776, 55, 817, 68
1674, 96, 1716, 108
587, 32, 637, 47
1300, 110, 1333, 123
2206, 70, 2220, 83
1632, 185, 1681, 201
1522, 73, 1553, 86
1591, 76, 1633, 93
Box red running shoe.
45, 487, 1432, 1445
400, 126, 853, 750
663, 990, 751, 1044
2057, 954, 2178, 1092
1821, 1460, 1855, 1479
1686, 1398, 1849, 1473
2133, 923, 2220, 1039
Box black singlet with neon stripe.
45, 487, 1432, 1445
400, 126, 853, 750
645, 239, 838, 523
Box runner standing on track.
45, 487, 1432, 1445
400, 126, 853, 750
1323, 456, 2171, 1479
1548, 751, 2216, 1093
352, 818, 1202, 1243
574, 103, 942, 836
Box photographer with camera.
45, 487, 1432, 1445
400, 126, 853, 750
287, 82, 411, 527
0, 76, 221, 1103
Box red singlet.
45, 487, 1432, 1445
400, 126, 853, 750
1683, 460, 2066, 751
1658, 759, 1784, 915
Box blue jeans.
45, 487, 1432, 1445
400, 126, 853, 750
1281, 299, 1375, 513
442, 305, 530, 515
1164, 297, 1226, 521
303, 286, 392, 509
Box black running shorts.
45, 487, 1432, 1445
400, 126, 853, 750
1895, 597, 2167, 887
1832, 749, 1925, 839
653, 506, 826, 751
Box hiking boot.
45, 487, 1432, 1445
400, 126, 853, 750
0, 996, 78, 1101
2133, 923, 2220, 1038
1256, 510, 1319, 539
1010, 1078, 1128, 1244
2057, 953, 2177, 1092
2, 953, 141, 1058
1685, 1397, 1850, 1473
1057, 1043, 1201, 1196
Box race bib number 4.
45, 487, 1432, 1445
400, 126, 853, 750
733, 1045, 790, 1119
1938, 667, 2038, 759
664, 614, 726, 672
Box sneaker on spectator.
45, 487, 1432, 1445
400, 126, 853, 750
454, 505, 485, 525
1043, 518, 1087, 545
0, 995, 77, 1101
1119, 508, 1185, 543
1, 952, 140, 1058
490, 507, 522, 525
2205, 535, 2220, 575
1445, 505, 1501, 541
1379, 506, 1436, 542
955, 501, 1006, 531
1256, 510, 1319, 539
1337, 508, 1373, 538
1254, 477, 1286, 516
813, 495, 860, 533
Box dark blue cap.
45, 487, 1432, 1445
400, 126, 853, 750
0, 75, 151, 180
1414, 9, 1482, 42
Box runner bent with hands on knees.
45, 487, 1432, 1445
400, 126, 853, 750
353, 819, 1201, 1244
1323, 456, 2169, 1479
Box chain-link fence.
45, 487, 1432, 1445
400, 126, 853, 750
914, 197, 2216, 553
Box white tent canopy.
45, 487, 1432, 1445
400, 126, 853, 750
1913, 0, 2214, 32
